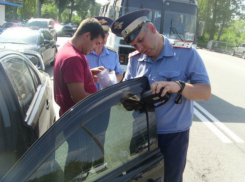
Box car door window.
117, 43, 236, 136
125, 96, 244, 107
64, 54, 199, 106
39, 33, 45, 45
27, 79, 157, 182
0, 87, 13, 178
44, 30, 53, 40
2, 57, 36, 117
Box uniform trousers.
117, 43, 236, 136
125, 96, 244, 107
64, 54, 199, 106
158, 129, 190, 182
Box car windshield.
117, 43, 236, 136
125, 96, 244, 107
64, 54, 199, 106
26, 20, 48, 28
2, 23, 14, 28
0, 29, 38, 44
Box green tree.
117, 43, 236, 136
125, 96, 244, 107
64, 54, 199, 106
41, 4, 58, 20
55, 0, 69, 22
197, 0, 245, 41
17, 0, 37, 20
5, 6, 18, 21
75, 0, 95, 21
37, 0, 47, 17
88, 2, 101, 17
67, 0, 75, 23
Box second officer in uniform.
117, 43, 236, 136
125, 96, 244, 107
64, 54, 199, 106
86, 17, 124, 90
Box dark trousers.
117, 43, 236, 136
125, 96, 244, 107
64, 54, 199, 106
158, 129, 190, 182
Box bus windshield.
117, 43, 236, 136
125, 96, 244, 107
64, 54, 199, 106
120, 0, 197, 42
162, 1, 197, 42
121, 0, 162, 32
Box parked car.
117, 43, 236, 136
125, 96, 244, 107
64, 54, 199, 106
0, 27, 57, 68
231, 43, 245, 59
65, 23, 78, 31
0, 22, 19, 34
26, 18, 57, 41
55, 24, 75, 37
0, 76, 164, 182
0, 49, 56, 179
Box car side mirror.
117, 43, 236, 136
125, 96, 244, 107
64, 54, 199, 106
44, 40, 50, 44
22, 53, 45, 71
48, 25, 52, 29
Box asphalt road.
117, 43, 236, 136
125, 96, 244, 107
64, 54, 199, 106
46, 37, 245, 182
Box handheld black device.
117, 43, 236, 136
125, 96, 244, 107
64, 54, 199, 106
141, 88, 171, 108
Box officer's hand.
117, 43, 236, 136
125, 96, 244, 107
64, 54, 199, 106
90, 66, 105, 75
151, 81, 181, 97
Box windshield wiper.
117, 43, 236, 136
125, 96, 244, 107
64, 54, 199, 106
169, 18, 184, 41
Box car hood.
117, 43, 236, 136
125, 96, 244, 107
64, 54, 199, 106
0, 43, 38, 51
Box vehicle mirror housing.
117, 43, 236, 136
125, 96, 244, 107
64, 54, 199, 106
198, 21, 205, 36
22, 53, 45, 71
44, 40, 50, 44
48, 25, 52, 29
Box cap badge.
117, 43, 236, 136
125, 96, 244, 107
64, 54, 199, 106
99, 19, 107, 25
114, 22, 123, 29
124, 29, 130, 35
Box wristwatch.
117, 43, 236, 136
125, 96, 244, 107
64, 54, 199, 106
178, 80, 186, 94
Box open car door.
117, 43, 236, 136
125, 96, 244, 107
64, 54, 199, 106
2, 76, 164, 182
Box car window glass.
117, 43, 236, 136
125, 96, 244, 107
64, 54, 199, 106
28, 66, 40, 88
0, 88, 15, 178
27, 21, 48, 28
39, 32, 44, 44
27, 92, 153, 181
44, 30, 53, 40
2, 57, 36, 116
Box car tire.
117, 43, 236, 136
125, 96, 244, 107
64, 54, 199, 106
242, 52, 245, 59
231, 50, 235, 56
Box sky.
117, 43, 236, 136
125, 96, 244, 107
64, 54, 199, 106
95, 0, 110, 5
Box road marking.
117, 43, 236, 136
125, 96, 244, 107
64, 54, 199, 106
195, 102, 244, 143
194, 109, 232, 143
201, 54, 245, 72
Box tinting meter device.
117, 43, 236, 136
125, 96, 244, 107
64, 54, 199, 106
141, 88, 171, 107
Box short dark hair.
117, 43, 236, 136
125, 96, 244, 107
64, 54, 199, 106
75, 18, 105, 40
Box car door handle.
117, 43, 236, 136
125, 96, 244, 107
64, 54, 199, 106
46, 99, 50, 110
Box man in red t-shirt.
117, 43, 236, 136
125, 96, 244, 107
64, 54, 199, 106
54, 18, 105, 116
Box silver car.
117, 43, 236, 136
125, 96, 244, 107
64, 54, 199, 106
0, 49, 56, 178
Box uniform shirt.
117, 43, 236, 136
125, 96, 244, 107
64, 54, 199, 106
86, 45, 124, 90
124, 36, 210, 134
54, 41, 97, 116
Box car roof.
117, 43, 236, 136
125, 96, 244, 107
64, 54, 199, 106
0, 49, 24, 61
2, 27, 44, 33
0, 48, 42, 63
28, 18, 54, 22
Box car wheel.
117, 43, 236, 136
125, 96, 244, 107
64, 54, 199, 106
231, 50, 235, 56
242, 52, 245, 59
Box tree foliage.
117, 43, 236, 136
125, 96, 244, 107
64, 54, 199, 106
17, 0, 37, 20
55, 0, 69, 22
41, 4, 58, 19
197, 0, 245, 45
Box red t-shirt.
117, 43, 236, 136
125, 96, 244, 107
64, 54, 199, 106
54, 41, 97, 116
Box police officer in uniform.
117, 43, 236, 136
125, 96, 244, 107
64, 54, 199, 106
86, 17, 124, 90
111, 9, 211, 182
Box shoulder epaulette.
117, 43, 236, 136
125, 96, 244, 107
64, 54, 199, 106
171, 41, 192, 49
105, 46, 117, 53
129, 50, 140, 58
